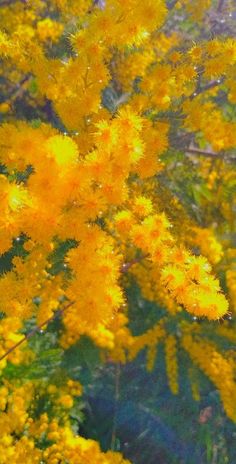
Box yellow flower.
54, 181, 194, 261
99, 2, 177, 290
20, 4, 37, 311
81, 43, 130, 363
45, 135, 79, 166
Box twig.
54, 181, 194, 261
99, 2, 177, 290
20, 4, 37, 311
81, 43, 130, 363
217, 0, 225, 13
111, 362, 121, 450
121, 254, 149, 273
167, 0, 179, 9
185, 147, 236, 162
0, 300, 75, 363
2, 75, 31, 105
190, 79, 223, 100
185, 147, 222, 158
0, 0, 27, 7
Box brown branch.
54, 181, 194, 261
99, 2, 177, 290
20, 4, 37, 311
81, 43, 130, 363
0, 300, 75, 363
0, 0, 27, 6
217, 0, 225, 13
185, 147, 222, 158
121, 254, 149, 273
183, 148, 236, 161
168, 0, 179, 9
2, 75, 31, 105
190, 79, 223, 100
111, 362, 121, 450
185, 147, 236, 162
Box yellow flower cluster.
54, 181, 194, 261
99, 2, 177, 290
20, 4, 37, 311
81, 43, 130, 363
179, 0, 211, 21
226, 269, 236, 313
128, 214, 228, 319
182, 333, 236, 421
0, 382, 130, 464
130, 261, 180, 315
0, 0, 235, 455
183, 99, 236, 152
190, 227, 223, 265
41, 422, 130, 464
188, 368, 200, 402
128, 321, 166, 371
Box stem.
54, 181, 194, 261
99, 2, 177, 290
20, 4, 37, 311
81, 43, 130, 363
121, 254, 149, 273
185, 148, 222, 158
190, 79, 223, 100
217, 0, 225, 12
0, 0, 27, 7
168, 0, 179, 9
6, 75, 31, 103
185, 147, 236, 162
0, 300, 75, 363
111, 362, 121, 450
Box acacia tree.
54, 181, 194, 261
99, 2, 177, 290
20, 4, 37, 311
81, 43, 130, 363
0, 0, 236, 462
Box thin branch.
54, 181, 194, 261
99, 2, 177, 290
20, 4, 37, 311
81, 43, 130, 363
0, 300, 75, 363
217, 0, 225, 13
111, 363, 121, 451
190, 79, 223, 100
0, 0, 27, 6
167, 0, 179, 9
121, 254, 149, 273
185, 147, 222, 158
185, 147, 236, 162
2, 75, 31, 105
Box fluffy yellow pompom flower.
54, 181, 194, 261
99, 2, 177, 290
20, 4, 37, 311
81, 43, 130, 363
0, 176, 31, 212
45, 135, 79, 166
133, 196, 153, 218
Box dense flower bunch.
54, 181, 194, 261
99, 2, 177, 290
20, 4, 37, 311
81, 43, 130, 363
0, 381, 129, 463
0, 0, 236, 461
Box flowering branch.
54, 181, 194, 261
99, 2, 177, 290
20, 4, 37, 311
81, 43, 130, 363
0, 300, 75, 363
0, 255, 148, 364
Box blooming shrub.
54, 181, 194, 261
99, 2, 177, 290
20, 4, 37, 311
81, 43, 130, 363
0, 0, 235, 462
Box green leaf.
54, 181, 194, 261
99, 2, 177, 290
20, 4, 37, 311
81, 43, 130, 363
192, 183, 212, 204
61, 336, 101, 384
28, 78, 38, 95
3, 348, 63, 380
31, 119, 41, 128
